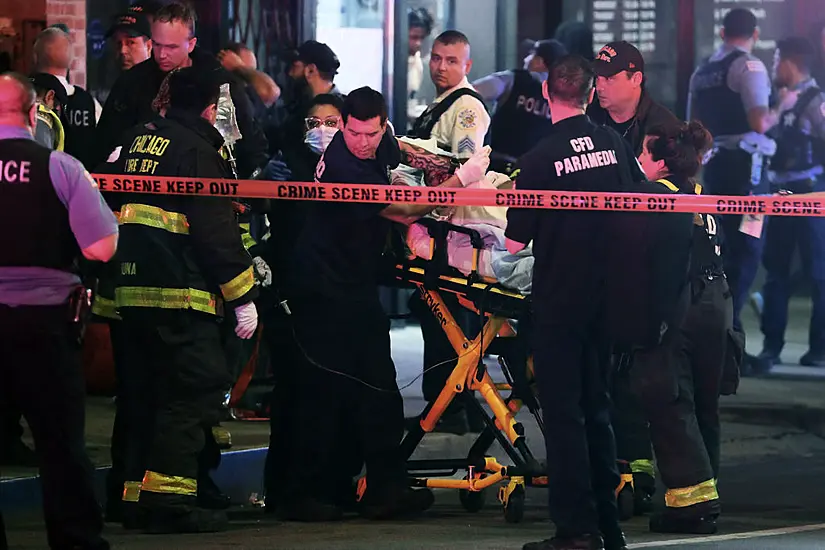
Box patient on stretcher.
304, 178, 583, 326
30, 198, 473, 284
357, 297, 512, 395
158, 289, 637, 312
393, 137, 534, 294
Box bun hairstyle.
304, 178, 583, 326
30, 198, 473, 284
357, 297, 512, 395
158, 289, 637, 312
646, 121, 713, 179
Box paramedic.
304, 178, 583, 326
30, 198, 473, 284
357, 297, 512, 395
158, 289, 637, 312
687, 8, 795, 374
408, 29, 491, 434
103, 67, 258, 534
507, 54, 643, 550
283, 86, 490, 521
472, 39, 567, 174
759, 37, 825, 369
0, 72, 117, 550
634, 122, 734, 535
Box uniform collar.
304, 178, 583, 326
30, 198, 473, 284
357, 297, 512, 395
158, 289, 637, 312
711, 43, 749, 62
434, 76, 472, 102
792, 77, 818, 92
0, 124, 34, 141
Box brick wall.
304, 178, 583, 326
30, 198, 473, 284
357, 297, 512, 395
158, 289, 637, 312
46, 0, 86, 88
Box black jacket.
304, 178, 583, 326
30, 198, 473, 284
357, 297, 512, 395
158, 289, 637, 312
104, 110, 258, 314
95, 47, 269, 178
587, 90, 680, 156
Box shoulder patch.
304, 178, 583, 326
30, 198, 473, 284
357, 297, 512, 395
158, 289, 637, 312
746, 60, 766, 73
457, 136, 476, 154
457, 108, 477, 130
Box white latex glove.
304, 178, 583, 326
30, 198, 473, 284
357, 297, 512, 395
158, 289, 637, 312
234, 301, 258, 339
455, 145, 491, 186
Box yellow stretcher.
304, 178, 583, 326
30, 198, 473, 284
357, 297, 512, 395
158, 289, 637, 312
378, 218, 636, 523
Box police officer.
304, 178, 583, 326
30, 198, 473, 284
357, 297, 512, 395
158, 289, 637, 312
33, 27, 102, 168
0, 72, 117, 550
634, 122, 734, 534
282, 86, 490, 521
408, 29, 491, 434
759, 37, 825, 369
96, 1, 268, 179
473, 39, 567, 174
103, 67, 258, 533
30, 72, 67, 151
509, 54, 651, 550
688, 8, 798, 374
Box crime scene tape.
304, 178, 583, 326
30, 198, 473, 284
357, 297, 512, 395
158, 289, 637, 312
92, 174, 825, 217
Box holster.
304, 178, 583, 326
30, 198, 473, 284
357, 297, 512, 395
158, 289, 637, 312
67, 285, 91, 346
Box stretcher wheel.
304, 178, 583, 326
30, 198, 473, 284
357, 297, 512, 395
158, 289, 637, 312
503, 484, 525, 524
459, 488, 486, 513
617, 484, 635, 521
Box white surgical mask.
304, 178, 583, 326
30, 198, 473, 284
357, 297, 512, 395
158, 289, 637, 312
305, 126, 338, 154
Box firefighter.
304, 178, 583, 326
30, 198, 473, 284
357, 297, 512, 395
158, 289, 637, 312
103, 67, 258, 533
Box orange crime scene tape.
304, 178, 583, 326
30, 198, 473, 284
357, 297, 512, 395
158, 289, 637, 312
91, 174, 825, 217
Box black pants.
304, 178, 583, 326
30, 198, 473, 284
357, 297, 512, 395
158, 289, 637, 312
533, 314, 620, 538
287, 296, 403, 501
609, 365, 653, 468
104, 320, 129, 510
0, 304, 106, 549
703, 149, 764, 331
0, 405, 23, 449
634, 278, 731, 500
118, 311, 230, 505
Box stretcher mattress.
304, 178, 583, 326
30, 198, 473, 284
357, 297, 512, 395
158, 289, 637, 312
405, 222, 534, 295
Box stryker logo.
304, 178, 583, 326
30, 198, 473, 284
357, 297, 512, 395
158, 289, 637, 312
419, 287, 447, 327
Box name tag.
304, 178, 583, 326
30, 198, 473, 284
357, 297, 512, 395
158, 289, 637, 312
0, 160, 32, 183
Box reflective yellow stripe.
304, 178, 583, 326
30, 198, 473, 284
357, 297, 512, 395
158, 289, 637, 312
241, 232, 256, 250
122, 481, 142, 503
239, 223, 250, 232
212, 425, 232, 448
91, 295, 121, 320
656, 178, 679, 192
141, 471, 197, 496
220, 266, 255, 302
630, 459, 655, 477
115, 286, 218, 315
37, 104, 64, 151
120, 204, 190, 235
665, 479, 719, 508
694, 183, 702, 195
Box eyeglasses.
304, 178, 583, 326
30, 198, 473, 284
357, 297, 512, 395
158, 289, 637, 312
305, 116, 340, 130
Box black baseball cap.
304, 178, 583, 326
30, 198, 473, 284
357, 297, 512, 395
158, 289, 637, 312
296, 40, 340, 75
106, 10, 151, 39
532, 39, 567, 68
592, 41, 645, 77
723, 8, 758, 39
30, 72, 68, 106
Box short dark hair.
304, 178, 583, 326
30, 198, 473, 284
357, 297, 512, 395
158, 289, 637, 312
434, 30, 470, 48
777, 36, 816, 74
646, 121, 713, 180
723, 8, 757, 40
341, 87, 387, 124
409, 8, 434, 36
224, 41, 249, 56
155, 1, 197, 37
546, 54, 595, 109
167, 67, 220, 114
309, 93, 345, 115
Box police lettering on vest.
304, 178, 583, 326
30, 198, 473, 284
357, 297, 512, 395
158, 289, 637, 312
554, 136, 618, 176
489, 70, 554, 161
62, 86, 97, 168
0, 159, 31, 183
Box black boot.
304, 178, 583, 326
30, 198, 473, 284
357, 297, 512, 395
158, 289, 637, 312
632, 472, 655, 516
359, 484, 434, 520
197, 474, 231, 510
649, 500, 720, 535
139, 492, 228, 534
523, 534, 605, 550
800, 350, 825, 367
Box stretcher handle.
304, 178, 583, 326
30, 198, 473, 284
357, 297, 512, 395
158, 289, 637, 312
414, 218, 484, 284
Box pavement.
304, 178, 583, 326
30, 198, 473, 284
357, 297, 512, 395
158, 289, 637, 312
4, 296, 825, 549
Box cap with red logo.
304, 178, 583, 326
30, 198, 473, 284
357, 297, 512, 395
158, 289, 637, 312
592, 41, 645, 77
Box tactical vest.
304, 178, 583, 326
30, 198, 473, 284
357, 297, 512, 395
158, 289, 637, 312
770, 86, 823, 176
409, 87, 486, 141
63, 86, 97, 168
489, 70, 553, 160
0, 138, 78, 270
658, 178, 724, 280
691, 50, 752, 137
35, 104, 65, 151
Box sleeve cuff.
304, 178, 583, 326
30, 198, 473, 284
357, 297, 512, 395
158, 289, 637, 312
221, 266, 256, 303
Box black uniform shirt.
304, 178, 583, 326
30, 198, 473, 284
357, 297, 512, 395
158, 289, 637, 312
289, 128, 401, 302
506, 114, 644, 321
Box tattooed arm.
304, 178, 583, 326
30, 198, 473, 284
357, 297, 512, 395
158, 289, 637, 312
397, 139, 458, 187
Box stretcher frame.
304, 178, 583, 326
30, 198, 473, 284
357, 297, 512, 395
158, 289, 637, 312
380, 218, 636, 522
